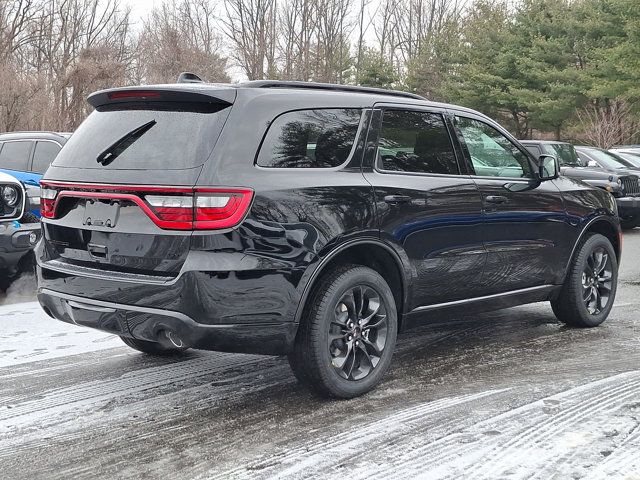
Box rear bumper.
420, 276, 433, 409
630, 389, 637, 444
38, 289, 297, 355
0, 222, 41, 272
615, 196, 640, 223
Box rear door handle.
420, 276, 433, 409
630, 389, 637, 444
384, 195, 412, 205
485, 195, 508, 205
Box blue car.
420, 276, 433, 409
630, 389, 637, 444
0, 132, 71, 216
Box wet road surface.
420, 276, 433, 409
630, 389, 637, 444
2, 231, 640, 479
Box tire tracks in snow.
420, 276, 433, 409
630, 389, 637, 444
207, 389, 510, 480
582, 424, 640, 479
353, 370, 640, 480
0, 352, 265, 431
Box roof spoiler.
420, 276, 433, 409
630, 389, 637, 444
87, 86, 236, 109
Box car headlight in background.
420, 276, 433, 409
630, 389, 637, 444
2, 185, 19, 207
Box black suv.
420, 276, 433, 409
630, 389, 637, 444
37, 81, 620, 398
521, 140, 640, 229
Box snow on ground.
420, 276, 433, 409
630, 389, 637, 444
0, 301, 122, 368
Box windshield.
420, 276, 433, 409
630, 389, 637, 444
543, 144, 582, 166
54, 106, 230, 170
582, 148, 636, 170
614, 151, 640, 167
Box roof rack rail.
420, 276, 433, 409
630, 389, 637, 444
0, 131, 68, 137
240, 80, 426, 101
177, 72, 204, 84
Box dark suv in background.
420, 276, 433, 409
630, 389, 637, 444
521, 140, 640, 229
37, 80, 620, 398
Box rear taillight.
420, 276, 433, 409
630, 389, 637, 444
194, 189, 254, 229
40, 187, 58, 219
39, 182, 254, 230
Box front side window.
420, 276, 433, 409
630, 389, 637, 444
257, 109, 362, 168
0, 141, 33, 171
32, 141, 61, 174
456, 117, 532, 178
377, 110, 459, 175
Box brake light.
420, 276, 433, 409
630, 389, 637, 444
194, 189, 254, 229
107, 90, 161, 100
40, 187, 58, 219
38, 182, 254, 230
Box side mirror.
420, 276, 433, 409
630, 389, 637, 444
587, 160, 600, 168
537, 154, 559, 181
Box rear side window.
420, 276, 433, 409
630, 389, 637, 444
54, 107, 230, 170
377, 110, 459, 175
0, 141, 33, 171
32, 141, 61, 174
257, 109, 362, 168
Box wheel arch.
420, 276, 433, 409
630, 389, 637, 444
564, 216, 621, 279
294, 239, 408, 328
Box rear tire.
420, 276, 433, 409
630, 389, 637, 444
551, 233, 618, 328
120, 336, 188, 356
288, 265, 398, 399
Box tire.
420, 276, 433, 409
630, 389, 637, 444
288, 265, 398, 399
120, 336, 188, 356
551, 233, 618, 328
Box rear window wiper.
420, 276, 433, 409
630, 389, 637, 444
96, 120, 156, 166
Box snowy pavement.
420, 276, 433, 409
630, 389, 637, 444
0, 302, 121, 368
2, 231, 640, 479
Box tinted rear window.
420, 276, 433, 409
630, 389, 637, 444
0, 141, 33, 171
257, 109, 362, 168
53, 107, 230, 170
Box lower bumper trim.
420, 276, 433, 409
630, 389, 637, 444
38, 289, 297, 355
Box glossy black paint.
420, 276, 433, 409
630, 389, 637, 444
37, 83, 621, 355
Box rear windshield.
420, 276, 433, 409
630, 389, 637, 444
53, 106, 230, 170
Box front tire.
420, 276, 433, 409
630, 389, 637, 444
288, 265, 398, 399
551, 233, 618, 328
120, 336, 188, 356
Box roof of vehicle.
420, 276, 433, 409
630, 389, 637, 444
0, 131, 70, 143
88, 80, 490, 120
519, 139, 572, 145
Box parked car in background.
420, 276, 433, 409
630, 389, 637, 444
521, 140, 640, 229
0, 172, 41, 289
0, 132, 71, 217
575, 146, 640, 174
37, 80, 621, 398
610, 148, 640, 168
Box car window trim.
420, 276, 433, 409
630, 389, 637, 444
451, 112, 538, 181
0, 139, 36, 172
31, 139, 63, 173
253, 107, 369, 171
371, 103, 468, 178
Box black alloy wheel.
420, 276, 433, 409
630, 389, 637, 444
330, 285, 389, 381
289, 265, 398, 398
581, 247, 613, 315
551, 233, 618, 328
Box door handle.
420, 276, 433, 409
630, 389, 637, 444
384, 195, 412, 205
485, 195, 508, 204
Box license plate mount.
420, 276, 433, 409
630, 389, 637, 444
83, 199, 120, 228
